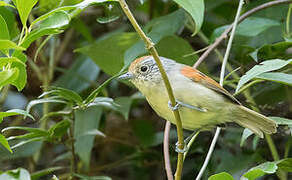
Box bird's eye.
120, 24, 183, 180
140, 65, 148, 72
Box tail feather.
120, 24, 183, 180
232, 106, 277, 138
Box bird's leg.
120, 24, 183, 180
168, 100, 207, 112
175, 131, 197, 153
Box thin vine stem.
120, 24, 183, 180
286, 4, 292, 36
164, 121, 174, 180
117, 0, 184, 179
196, 0, 245, 179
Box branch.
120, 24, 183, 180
118, 0, 185, 179
195, 0, 245, 179
164, 121, 174, 180
193, 0, 292, 68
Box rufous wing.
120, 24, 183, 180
180, 66, 241, 105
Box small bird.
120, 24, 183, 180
119, 56, 277, 138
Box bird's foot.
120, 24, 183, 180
168, 101, 181, 111
168, 100, 207, 112
175, 141, 188, 153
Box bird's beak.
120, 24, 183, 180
118, 72, 134, 80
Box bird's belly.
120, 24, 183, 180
145, 91, 221, 130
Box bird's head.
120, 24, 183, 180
118, 56, 176, 88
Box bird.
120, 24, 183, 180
118, 56, 277, 138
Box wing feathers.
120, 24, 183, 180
180, 66, 241, 105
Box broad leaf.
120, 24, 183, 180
54, 56, 100, 93
277, 158, 292, 172
0, 1, 15, 8
114, 97, 133, 120
236, 59, 292, 92
87, 97, 119, 110
0, 68, 18, 89
48, 120, 71, 140
155, 35, 196, 66
173, 0, 204, 35
124, 9, 185, 68
0, 168, 31, 180
250, 41, 292, 62
0, 15, 10, 39
0, 40, 25, 50
242, 162, 278, 180
211, 17, 280, 42
21, 11, 70, 48
208, 172, 234, 180
256, 72, 292, 86
74, 106, 103, 170
14, 0, 38, 27
76, 32, 139, 75
240, 128, 254, 147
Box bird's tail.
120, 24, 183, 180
232, 105, 277, 138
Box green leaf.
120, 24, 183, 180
277, 158, 292, 172
0, 140, 42, 160
31, 167, 63, 180
240, 128, 254, 147
124, 10, 185, 68
242, 162, 278, 180
74, 106, 103, 170
21, 11, 70, 48
114, 97, 133, 120
250, 41, 292, 62
0, 68, 19, 89
0, 6, 20, 39
172, 0, 204, 35
0, 57, 26, 67
0, 134, 12, 153
10, 137, 44, 149
26, 97, 68, 113
87, 97, 119, 110
72, 18, 93, 42
40, 86, 83, 105
269, 117, 292, 125
208, 172, 234, 180
0, 14, 10, 39
14, 0, 38, 27
0, 168, 31, 180
269, 116, 292, 135
0, 109, 34, 123
54, 56, 100, 93
48, 120, 71, 140
256, 72, 292, 85
10, 60, 27, 91
31, 0, 113, 27
76, 32, 139, 75
73, 173, 112, 180
236, 17, 280, 37
155, 35, 196, 66
0, 40, 25, 50
2, 126, 47, 135
0, 1, 15, 8
211, 17, 280, 42
236, 59, 292, 92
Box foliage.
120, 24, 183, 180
0, 0, 291, 179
